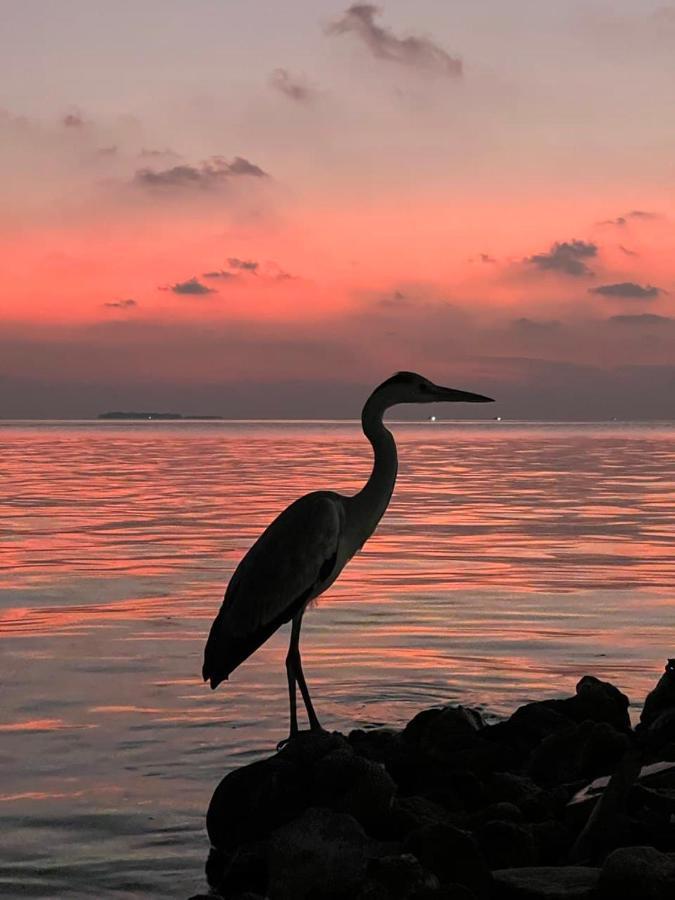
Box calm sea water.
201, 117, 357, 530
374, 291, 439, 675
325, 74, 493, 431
1, 420, 674, 898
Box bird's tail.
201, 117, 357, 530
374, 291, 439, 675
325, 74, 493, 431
202, 614, 231, 689
202, 608, 288, 690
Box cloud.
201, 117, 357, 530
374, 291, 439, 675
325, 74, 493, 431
619, 245, 639, 257
134, 155, 267, 189
202, 270, 238, 281
511, 317, 562, 333
269, 68, 317, 103
63, 112, 85, 128
103, 299, 137, 309
599, 210, 659, 226
327, 4, 462, 77
526, 240, 598, 277
169, 278, 216, 295
590, 282, 663, 299
627, 209, 659, 220
139, 147, 180, 160
610, 314, 674, 326
228, 257, 259, 273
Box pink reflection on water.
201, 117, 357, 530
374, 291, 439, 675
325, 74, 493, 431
0, 421, 674, 897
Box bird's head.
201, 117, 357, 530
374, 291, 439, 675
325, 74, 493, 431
373, 371, 494, 407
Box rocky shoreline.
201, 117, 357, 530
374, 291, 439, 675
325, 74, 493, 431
192, 661, 675, 899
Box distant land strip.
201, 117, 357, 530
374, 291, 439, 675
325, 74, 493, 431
97, 411, 224, 420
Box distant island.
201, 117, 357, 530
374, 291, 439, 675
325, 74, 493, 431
97, 412, 224, 420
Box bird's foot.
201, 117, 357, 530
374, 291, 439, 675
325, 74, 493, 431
276, 732, 297, 751
276, 725, 326, 751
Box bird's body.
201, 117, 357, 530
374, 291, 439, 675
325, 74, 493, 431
203, 491, 348, 684
203, 371, 493, 741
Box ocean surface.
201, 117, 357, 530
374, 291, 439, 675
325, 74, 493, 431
1, 419, 674, 898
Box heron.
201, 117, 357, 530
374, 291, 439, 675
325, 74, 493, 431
202, 371, 493, 742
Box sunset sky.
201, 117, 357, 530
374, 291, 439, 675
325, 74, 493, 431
2, 1, 674, 418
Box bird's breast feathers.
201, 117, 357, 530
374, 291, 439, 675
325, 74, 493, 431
219, 491, 348, 636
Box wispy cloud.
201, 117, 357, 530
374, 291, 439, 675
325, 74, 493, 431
590, 282, 663, 299
202, 270, 238, 281
103, 299, 137, 309
228, 257, 259, 273
599, 209, 660, 226
134, 156, 267, 190
610, 313, 674, 326
269, 68, 317, 103
62, 112, 86, 128
327, 4, 462, 77
526, 240, 598, 277
169, 278, 216, 296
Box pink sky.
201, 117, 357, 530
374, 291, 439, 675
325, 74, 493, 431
1, 2, 674, 417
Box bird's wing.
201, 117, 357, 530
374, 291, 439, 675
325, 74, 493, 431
220, 491, 344, 637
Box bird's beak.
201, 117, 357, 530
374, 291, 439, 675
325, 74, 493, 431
431, 384, 494, 403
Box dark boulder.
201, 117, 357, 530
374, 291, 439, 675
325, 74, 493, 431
205, 841, 268, 896
528, 721, 629, 786
367, 853, 440, 898
468, 802, 524, 828
483, 704, 576, 768
476, 819, 537, 870
641, 661, 675, 728
349, 728, 417, 788
560, 676, 630, 732
487, 773, 554, 821
278, 728, 351, 765
311, 748, 396, 834
492, 865, 600, 898
388, 795, 452, 838
402, 706, 484, 762
642, 709, 675, 759
598, 845, 675, 900
207, 756, 306, 850
529, 820, 574, 866
403, 823, 492, 898
268, 806, 368, 900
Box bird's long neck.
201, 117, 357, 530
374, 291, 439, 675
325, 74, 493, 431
348, 393, 398, 547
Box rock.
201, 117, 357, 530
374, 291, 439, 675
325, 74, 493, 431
205, 841, 268, 896
418, 766, 486, 814
530, 820, 573, 866
599, 846, 675, 900
487, 773, 553, 821
278, 728, 351, 765
403, 823, 492, 898
484, 704, 576, 768
468, 802, 524, 827
388, 795, 452, 837
476, 819, 537, 870
403, 706, 485, 763
568, 676, 631, 732
568, 745, 643, 864
641, 661, 675, 728
312, 748, 396, 834
492, 865, 600, 898
368, 853, 440, 898
206, 756, 306, 849
643, 709, 675, 758
349, 727, 416, 786
268, 806, 368, 900
528, 721, 629, 786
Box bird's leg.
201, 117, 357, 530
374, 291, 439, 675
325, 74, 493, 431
291, 612, 322, 732
284, 638, 299, 743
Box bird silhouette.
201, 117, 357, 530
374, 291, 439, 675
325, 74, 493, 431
202, 372, 494, 742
